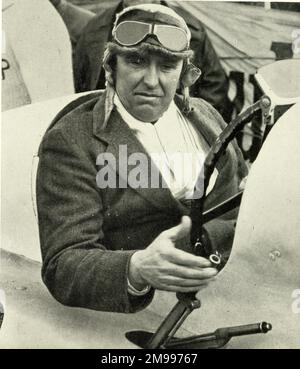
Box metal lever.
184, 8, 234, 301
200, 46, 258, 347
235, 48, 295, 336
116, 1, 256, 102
145, 294, 201, 349
126, 322, 272, 349
164, 321, 272, 349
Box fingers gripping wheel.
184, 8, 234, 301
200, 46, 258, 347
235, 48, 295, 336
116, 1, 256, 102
194, 236, 224, 271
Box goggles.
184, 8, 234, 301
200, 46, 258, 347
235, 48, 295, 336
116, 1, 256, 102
113, 21, 189, 52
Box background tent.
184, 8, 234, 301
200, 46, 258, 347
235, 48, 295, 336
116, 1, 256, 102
173, 1, 300, 114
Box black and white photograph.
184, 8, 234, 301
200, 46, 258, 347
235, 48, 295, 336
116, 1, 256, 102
1, 0, 300, 350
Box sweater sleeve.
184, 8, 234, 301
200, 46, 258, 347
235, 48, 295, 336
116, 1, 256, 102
37, 128, 154, 313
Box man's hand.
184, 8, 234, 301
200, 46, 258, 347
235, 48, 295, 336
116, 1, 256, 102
129, 216, 217, 293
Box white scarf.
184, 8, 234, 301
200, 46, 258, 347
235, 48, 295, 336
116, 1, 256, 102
114, 93, 218, 200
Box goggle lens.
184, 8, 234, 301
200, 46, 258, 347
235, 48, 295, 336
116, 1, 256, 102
155, 25, 188, 52
114, 21, 188, 52
115, 21, 150, 46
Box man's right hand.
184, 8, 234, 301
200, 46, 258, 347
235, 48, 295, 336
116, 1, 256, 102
128, 216, 218, 293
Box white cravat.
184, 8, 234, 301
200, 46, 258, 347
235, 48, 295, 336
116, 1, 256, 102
114, 93, 218, 200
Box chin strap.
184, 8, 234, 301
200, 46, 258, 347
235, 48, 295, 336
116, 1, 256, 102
181, 62, 201, 113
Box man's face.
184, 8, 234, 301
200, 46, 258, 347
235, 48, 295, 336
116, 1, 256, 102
115, 51, 183, 122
